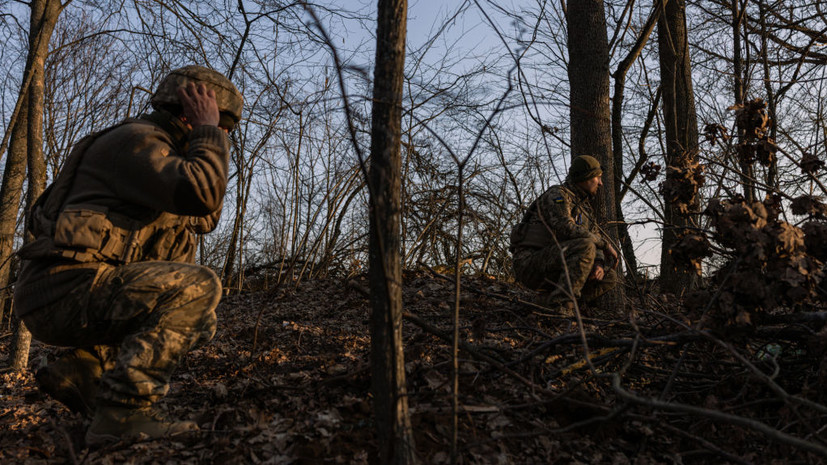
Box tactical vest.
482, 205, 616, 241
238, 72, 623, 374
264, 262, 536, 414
509, 194, 565, 251
18, 121, 198, 265
509, 198, 544, 252
509, 184, 592, 252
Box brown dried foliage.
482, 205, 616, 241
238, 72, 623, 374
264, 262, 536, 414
659, 150, 705, 216
729, 99, 777, 167
640, 161, 661, 182
801, 152, 825, 175
6, 272, 827, 463
684, 197, 825, 326
791, 195, 827, 217
702, 123, 729, 145
667, 230, 712, 275
731, 98, 771, 141
803, 221, 827, 261
763, 194, 783, 221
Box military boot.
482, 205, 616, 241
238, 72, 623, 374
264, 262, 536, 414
534, 291, 576, 317
85, 405, 199, 446
558, 301, 575, 317
35, 349, 102, 417
533, 290, 560, 308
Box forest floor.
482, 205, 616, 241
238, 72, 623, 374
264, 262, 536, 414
2, 270, 826, 464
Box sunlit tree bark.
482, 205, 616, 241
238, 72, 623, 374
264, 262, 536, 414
7, 0, 68, 372
369, 0, 417, 463
0, 96, 28, 330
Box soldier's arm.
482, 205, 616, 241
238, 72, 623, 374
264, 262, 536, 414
586, 217, 618, 267
165, 126, 230, 216
112, 84, 228, 217
103, 124, 230, 217
538, 189, 607, 248
189, 202, 223, 234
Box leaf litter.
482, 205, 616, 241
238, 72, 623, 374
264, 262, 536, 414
2, 267, 827, 463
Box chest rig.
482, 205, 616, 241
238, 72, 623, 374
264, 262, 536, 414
18, 119, 197, 265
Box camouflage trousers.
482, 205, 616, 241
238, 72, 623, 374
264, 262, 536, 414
22, 261, 221, 408
512, 237, 617, 306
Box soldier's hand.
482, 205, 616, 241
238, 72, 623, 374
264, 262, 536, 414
177, 82, 220, 128
604, 243, 619, 270
589, 264, 605, 281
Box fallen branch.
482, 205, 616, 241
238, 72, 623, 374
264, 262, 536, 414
49, 418, 79, 465
612, 374, 827, 457
656, 419, 754, 465
402, 310, 568, 400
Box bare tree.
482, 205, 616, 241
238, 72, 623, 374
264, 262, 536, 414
369, 0, 417, 462
7, 0, 69, 372
0, 95, 27, 330
566, 0, 624, 310
657, 0, 701, 294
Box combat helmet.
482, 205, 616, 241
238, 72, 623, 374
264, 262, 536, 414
151, 65, 243, 129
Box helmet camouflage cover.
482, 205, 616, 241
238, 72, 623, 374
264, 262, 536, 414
150, 65, 243, 129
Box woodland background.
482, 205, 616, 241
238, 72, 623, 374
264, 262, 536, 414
3, 0, 827, 464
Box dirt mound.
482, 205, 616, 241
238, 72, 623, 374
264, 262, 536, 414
2, 271, 826, 463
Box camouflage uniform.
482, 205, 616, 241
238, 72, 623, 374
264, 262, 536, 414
510, 179, 617, 307
14, 66, 240, 413
21, 261, 220, 408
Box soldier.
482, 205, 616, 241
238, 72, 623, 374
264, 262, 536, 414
13, 65, 242, 445
510, 155, 619, 315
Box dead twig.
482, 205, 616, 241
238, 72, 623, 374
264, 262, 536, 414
656, 419, 754, 465
48, 418, 79, 465
613, 374, 827, 458
403, 311, 542, 393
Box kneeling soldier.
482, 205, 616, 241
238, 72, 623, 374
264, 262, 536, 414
14, 65, 242, 445
510, 155, 619, 315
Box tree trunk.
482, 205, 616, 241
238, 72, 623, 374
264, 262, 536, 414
0, 96, 28, 329
26, 0, 56, 211
731, 0, 756, 202
657, 0, 701, 294
8, 0, 65, 372
369, 0, 416, 464
566, 0, 624, 311
757, 0, 778, 191
221, 156, 245, 289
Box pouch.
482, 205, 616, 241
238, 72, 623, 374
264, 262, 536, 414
53, 208, 111, 250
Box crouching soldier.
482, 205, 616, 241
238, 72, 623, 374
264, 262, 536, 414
13, 65, 243, 445
510, 155, 619, 315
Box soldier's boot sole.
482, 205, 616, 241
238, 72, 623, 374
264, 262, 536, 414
35, 351, 102, 417
35, 368, 93, 417
85, 406, 199, 447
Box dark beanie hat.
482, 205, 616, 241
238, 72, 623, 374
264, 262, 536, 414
569, 155, 603, 183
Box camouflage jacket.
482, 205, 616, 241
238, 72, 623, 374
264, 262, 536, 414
510, 179, 607, 253
14, 114, 230, 316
